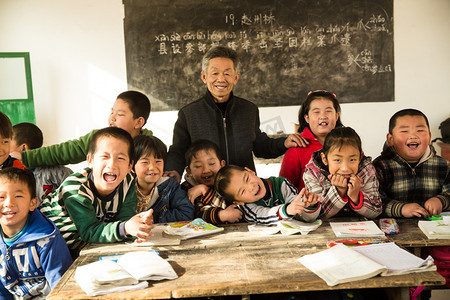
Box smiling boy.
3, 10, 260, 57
373, 109, 450, 218
181, 140, 242, 224
0, 168, 72, 299
39, 127, 154, 257
215, 165, 320, 225
13, 91, 152, 168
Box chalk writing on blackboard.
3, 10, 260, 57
124, 0, 394, 111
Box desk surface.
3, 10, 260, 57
48, 219, 447, 300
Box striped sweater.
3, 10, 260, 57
39, 168, 137, 251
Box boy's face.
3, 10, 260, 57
224, 168, 266, 204
134, 152, 164, 188
0, 136, 11, 165
321, 144, 361, 177
109, 99, 144, 137
387, 115, 431, 163
186, 150, 226, 187
0, 179, 37, 237
87, 137, 132, 197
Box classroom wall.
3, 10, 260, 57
1, 0, 449, 174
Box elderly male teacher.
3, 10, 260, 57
165, 46, 306, 182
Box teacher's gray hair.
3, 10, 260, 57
201, 46, 240, 74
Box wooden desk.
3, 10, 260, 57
48, 221, 445, 300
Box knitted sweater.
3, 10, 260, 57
0, 210, 72, 299
373, 145, 450, 217
181, 174, 229, 224
22, 128, 153, 168
166, 90, 287, 176
279, 127, 323, 191
303, 151, 382, 219
39, 168, 137, 251
240, 176, 320, 225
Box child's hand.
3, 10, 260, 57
424, 197, 443, 216
302, 189, 321, 207
187, 184, 209, 204
347, 175, 362, 204
328, 174, 348, 198
401, 203, 430, 218
125, 209, 155, 241
286, 188, 308, 216
218, 204, 242, 223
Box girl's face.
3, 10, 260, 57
134, 152, 164, 188
321, 144, 361, 178
304, 98, 339, 141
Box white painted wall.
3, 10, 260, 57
1, 0, 449, 175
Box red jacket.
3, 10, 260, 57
279, 127, 323, 191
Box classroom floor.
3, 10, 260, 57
431, 289, 450, 300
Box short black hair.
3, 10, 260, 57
133, 135, 167, 167
185, 139, 222, 168
88, 127, 134, 162
214, 165, 245, 201
12, 122, 44, 150
388, 109, 430, 134
0, 167, 36, 199
321, 127, 363, 160
0, 111, 13, 139
298, 90, 343, 133
116, 91, 151, 126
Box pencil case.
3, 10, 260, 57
379, 218, 399, 234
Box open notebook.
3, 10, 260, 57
298, 242, 435, 286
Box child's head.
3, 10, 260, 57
214, 165, 265, 204
185, 139, 226, 187
298, 90, 342, 141
0, 112, 13, 165
11, 122, 43, 152
87, 127, 134, 197
0, 168, 38, 237
109, 91, 151, 137
133, 135, 167, 188
387, 109, 431, 163
320, 127, 363, 177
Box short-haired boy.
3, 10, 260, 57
373, 109, 450, 218
39, 127, 154, 257
181, 140, 242, 224
0, 112, 26, 170
0, 168, 72, 299
215, 165, 321, 225
133, 135, 194, 222
13, 91, 152, 168
11, 122, 73, 204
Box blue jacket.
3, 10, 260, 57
139, 176, 195, 223
0, 210, 72, 299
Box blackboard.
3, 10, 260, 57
124, 0, 394, 112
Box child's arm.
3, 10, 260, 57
218, 203, 242, 223
424, 197, 443, 216
188, 184, 209, 205
239, 203, 287, 225
39, 233, 73, 289
21, 130, 96, 168
124, 209, 155, 240
348, 162, 383, 219
303, 167, 347, 218
284, 186, 321, 222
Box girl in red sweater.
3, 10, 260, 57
279, 90, 343, 191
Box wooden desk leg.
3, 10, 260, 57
241, 295, 251, 300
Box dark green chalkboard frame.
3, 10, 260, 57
0, 52, 36, 125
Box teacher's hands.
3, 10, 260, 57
284, 133, 309, 148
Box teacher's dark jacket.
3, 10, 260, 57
166, 90, 287, 176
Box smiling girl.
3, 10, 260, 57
303, 127, 382, 219
279, 90, 343, 191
